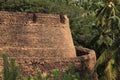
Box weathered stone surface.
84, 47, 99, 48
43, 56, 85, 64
75, 47, 97, 80
0, 11, 97, 80
0, 47, 97, 80
0, 11, 76, 57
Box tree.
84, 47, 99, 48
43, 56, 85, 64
93, 1, 120, 80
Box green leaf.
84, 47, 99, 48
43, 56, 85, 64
97, 35, 104, 46
106, 36, 113, 46
95, 43, 119, 69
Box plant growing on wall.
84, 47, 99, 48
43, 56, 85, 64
2, 53, 18, 80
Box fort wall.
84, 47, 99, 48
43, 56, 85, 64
0, 11, 97, 80
0, 11, 76, 57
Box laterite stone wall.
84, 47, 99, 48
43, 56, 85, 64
0, 11, 76, 58
0, 11, 97, 80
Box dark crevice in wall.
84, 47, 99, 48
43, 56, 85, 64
32, 13, 37, 23
60, 15, 65, 24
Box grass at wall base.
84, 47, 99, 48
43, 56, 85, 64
0, 53, 90, 80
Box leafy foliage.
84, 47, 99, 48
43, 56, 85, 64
93, 1, 120, 80
2, 53, 18, 80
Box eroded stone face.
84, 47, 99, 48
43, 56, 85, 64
0, 47, 97, 80
0, 11, 76, 58
0, 12, 97, 80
